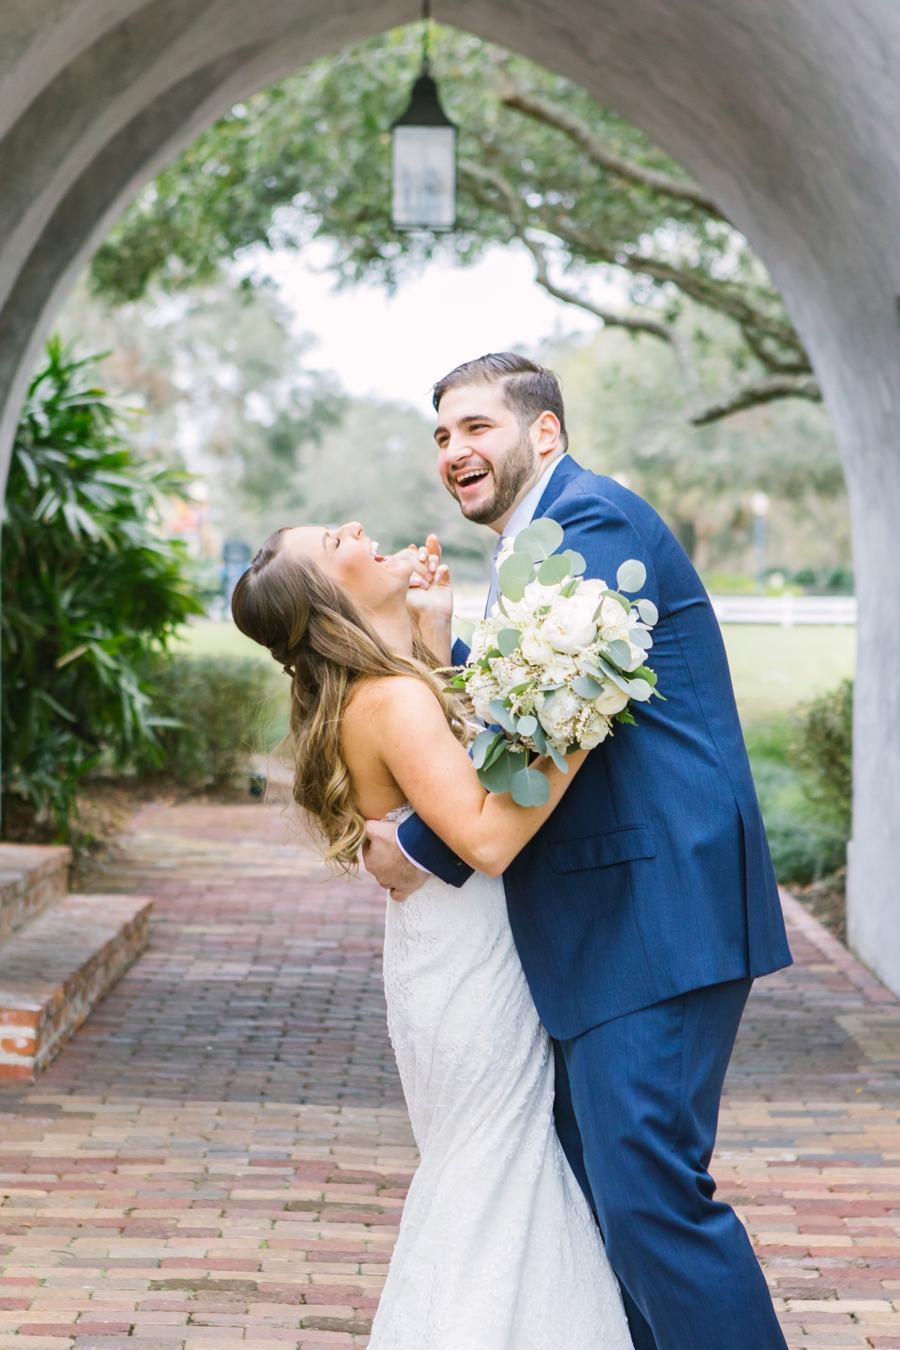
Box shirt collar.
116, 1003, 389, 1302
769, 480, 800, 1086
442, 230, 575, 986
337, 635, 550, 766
499, 455, 565, 545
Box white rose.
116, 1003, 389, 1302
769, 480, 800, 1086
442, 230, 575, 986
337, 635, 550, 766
578, 709, 611, 749
495, 661, 531, 697
542, 593, 599, 654
593, 680, 630, 715
537, 687, 581, 744
597, 595, 633, 630
522, 578, 562, 609
542, 654, 578, 684
520, 629, 556, 665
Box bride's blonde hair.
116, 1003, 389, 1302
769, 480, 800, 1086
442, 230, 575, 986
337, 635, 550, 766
231, 528, 467, 873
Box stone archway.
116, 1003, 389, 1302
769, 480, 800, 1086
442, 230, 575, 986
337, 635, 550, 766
2, 0, 899, 988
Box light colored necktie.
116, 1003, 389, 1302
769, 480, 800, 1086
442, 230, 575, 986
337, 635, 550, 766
485, 536, 510, 617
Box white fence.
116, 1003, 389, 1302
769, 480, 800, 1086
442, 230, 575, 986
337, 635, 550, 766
453, 590, 857, 628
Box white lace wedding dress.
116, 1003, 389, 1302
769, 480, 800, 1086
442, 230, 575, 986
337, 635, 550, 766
369, 811, 634, 1350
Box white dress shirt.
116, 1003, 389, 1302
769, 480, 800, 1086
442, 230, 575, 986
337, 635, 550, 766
397, 454, 566, 876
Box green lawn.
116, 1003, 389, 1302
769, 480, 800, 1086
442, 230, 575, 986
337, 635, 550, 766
176, 619, 857, 723
721, 624, 855, 723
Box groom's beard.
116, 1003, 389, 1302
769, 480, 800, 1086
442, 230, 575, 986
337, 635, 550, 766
452, 432, 533, 526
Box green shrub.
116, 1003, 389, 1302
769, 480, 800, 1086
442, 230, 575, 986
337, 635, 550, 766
139, 654, 284, 788
790, 678, 853, 838
745, 681, 853, 886
2, 338, 203, 833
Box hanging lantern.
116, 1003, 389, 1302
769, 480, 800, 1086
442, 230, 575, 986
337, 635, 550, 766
391, 45, 456, 231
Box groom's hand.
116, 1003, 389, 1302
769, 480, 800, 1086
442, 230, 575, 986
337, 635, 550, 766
363, 820, 428, 901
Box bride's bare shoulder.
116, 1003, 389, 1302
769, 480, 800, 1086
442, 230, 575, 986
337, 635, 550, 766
343, 674, 439, 731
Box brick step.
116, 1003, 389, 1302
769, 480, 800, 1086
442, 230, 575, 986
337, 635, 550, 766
0, 893, 152, 1080
0, 844, 70, 946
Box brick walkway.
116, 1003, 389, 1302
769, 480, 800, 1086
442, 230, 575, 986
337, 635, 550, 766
0, 802, 896, 1346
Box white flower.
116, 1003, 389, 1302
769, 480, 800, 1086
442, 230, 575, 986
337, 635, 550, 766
541, 591, 599, 654
593, 681, 630, 716
520, 629, 556, 665
537, 686, 581, 746
578, 708, 611, 749
541, 654, 578, 684
494, 660, 531, 697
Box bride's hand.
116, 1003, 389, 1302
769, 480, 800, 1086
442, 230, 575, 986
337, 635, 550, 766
402, 535, 453, 662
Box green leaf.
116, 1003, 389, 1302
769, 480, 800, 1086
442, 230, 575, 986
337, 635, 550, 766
513, 517, 564, 562
604, 639, 632, 668
617, 559, 647, 593
511, 765, 551, 807
516, 714, 538, 737
637, 598, 659, 626
595, 657, 632, 694
599, 589, 631, 614
496, 628, 522, 656
482, 733, 511, 770
488, 699, 518, 733
537, 553, 572, 585
498, 552, 536, 602
563, 549, 586, 575
572, 674, 604, 698
631, 665, 658, 687
472, 728, 503, 769
615, 708, 637, 726
628, 678, 654, 702
478, 746, 515, 794
545, 742, 569, 772
530, 720, 548, 754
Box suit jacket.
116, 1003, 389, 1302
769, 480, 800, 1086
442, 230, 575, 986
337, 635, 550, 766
398, 456, 792, 1040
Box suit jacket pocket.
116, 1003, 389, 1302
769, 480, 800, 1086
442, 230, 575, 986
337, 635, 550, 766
548, 824, 657, 873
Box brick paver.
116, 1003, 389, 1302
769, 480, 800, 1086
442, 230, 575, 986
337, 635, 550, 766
0, 800, 895, 1345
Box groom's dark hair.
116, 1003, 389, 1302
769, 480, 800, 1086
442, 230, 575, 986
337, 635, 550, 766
432, 352, 568, 451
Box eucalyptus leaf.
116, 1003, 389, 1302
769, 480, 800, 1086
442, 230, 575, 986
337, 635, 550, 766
538, 553, 572, 585
530, 720, 548, 754
617, 558, 647, 593
514, 517, 564, 562
595, 656, 633, 694
483, 734, 511, 769
600, 589, 631, 613
478, 746, 515, 794
572, 674, 604, 698
563, 549, 587, 575
453, 617, 475, 646
628, 678, 654, 702
605, 639, 632, 668
496, 628, 522, 657
516, 714, 538, 737
510, 765, 552, 807
498, 552, 535, 602
546, 742, 569, 772
472, 728, 503, 770
630, 629, 653, 650
637, 598, 659, 626
632, 665, 658, 687
489, 699, 518, 734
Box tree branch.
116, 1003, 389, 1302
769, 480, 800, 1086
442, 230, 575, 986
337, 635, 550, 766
517, 232, 700, 392
498, 82, 728, 221
689, 374, 822, 425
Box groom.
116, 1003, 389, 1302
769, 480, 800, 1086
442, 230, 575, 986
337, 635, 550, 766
365, 353, 791, 1350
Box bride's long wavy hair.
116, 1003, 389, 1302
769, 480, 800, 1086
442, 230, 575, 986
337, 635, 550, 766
231, 528, 468, 873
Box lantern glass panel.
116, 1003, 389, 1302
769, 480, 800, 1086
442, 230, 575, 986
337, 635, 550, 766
392, 125, 456, 230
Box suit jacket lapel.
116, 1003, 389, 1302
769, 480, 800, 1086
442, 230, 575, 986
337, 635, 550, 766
531, 455, 584, 520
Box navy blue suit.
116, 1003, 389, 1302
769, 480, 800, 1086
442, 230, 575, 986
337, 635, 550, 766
399, 457, 791, 1349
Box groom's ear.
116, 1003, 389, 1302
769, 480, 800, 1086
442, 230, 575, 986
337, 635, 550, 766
532, 410, 563, 457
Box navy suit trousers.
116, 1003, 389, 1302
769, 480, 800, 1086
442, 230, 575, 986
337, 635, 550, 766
553, 979, 787, 1350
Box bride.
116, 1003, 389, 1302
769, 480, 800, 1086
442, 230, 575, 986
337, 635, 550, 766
232, 520, 634, 1350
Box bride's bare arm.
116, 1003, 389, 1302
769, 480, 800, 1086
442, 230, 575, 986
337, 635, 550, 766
344, 677, 587, 876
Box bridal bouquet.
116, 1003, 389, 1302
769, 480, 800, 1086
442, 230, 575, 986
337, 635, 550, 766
448, 517, 662, 807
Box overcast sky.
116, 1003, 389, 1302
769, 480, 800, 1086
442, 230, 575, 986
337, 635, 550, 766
258, 240, 605, 414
